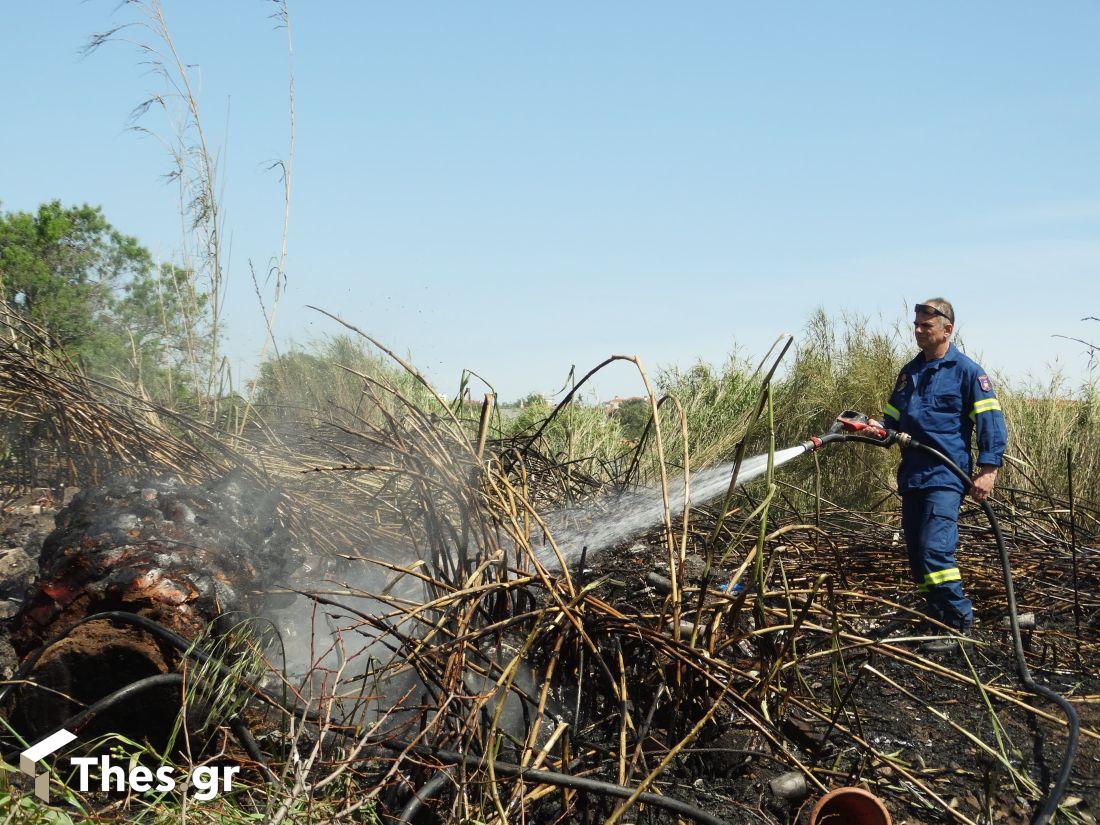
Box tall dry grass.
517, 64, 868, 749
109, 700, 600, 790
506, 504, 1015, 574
241, 309, 1100, 530
251, 335, 440, 430
498, 309, 1100, 522
772, 310, 908, 509
998, 371, 1100, 507
653, 349, 765, 471
508, 396, 630, 482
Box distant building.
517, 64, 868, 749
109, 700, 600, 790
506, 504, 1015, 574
604, 396, 644, 413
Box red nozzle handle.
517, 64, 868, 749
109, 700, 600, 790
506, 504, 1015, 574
847, 420, 888, 439
835, 411, 888, 440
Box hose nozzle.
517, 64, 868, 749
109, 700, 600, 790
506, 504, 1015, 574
803, 411, 896, 452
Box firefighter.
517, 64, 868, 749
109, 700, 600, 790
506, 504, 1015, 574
880, 298, 1008, 650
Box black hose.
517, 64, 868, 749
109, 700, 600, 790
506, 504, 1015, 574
228, 716, 279, 783
901, 435, 1078, 825
2, 673, 183, 765
392, 768, 452, 824
3, 672, 275, 785
54, 672, 184, 735
380, 742, 731, 825
818, 430, 1079, 824
0, 611, 296, 717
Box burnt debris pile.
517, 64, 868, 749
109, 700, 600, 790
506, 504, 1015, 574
4, 473, 298, 744
22, 474, 295, 638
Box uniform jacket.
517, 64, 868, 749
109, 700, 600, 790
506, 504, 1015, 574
883, 343, 1007, 493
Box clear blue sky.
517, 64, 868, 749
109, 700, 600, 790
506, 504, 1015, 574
3, 2, 1099, 400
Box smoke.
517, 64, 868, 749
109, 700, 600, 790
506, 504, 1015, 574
264, 550, 419, 671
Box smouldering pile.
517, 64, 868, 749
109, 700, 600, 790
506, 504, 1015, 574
5, 473, 299, 744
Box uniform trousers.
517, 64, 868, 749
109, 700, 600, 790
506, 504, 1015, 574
900, 487, 973, 630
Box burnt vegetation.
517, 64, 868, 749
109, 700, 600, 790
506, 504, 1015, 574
0, 302, 1097, 825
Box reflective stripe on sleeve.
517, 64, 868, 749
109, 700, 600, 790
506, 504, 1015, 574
884, 402, 900, 420
969, 398, 1001, 420
923, 567, 962, 586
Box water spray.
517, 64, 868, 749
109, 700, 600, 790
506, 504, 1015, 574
801, 410, 1078, 825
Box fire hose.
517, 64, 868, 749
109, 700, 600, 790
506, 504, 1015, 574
801, 411, 1079, 825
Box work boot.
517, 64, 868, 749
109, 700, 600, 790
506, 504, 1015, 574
918, 627, 973, 655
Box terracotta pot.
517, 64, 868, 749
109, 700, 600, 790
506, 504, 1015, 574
809, 786, 892, 825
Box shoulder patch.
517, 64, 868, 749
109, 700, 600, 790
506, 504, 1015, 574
895, 372, 908, 392
978, 374, 992, 392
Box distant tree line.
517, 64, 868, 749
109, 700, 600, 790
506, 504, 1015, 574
0, 200, 210, 402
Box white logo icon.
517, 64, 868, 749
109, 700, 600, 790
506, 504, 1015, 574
20, 729, 77, 802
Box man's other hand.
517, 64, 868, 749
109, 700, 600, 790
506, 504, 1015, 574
970, 466, 998, 504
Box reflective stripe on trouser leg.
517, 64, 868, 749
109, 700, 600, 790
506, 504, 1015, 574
923, 567, 961, 586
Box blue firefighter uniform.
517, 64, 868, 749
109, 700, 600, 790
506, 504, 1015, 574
883, 343, 1007, 629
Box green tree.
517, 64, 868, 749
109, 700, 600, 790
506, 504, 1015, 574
0, 201, 208, 398
614, 397, 651, 444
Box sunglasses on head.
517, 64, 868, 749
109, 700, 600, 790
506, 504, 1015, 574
914, 303, 952, 323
